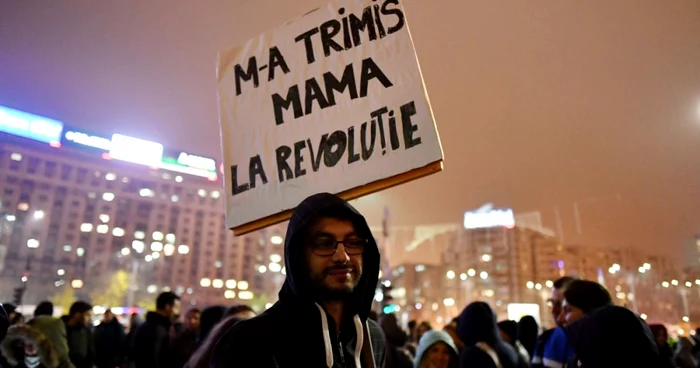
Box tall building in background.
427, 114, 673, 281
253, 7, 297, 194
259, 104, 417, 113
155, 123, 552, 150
0, 105, 286, 310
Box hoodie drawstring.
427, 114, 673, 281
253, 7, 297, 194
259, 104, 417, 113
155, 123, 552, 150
353, 315, 364, 367
315, 303, 377, 368
315, 303, 334, 368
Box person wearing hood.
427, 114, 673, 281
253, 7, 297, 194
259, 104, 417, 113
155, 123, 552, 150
413, 330, 459, 368
131, 291, 181, 368
457, 301, 526, 368
379, 313, 412, 368
1, 319, 74, 368
211, 193, 386, 367
648, 324, 676, 368
497, 320, 530, 365
565, 305, 663, 367
516, 316, 538, 360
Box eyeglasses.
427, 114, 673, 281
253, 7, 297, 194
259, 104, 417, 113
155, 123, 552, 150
309, 237, 368, 256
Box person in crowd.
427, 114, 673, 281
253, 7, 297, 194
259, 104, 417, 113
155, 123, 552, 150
27, 313, 71, 367
498, 320, 530, 363
124, 312, 142, 367
379, 313, 413, 367
674, 336, 697, 368
368, 310, 378, 322
226, 305, 255, 319
3, 304, 18, 325
565, 305, 663, 367
416, 321, 433, 344
531, 276, 577, 368
93, 309, 126, 368
171, 308, 201, 368
413, 330, 459, 368
61, 301, 94, 368
407, 320, 417, 343
517, 316, 538, 359
557, 280, 613, 327
457, 301, 525, 368
1, 322, 73, 368
443, 318, 464, 354
649, 324, 676, 368
131, 291, 181, 368
211, 193, 387, 367
12, 314, 25, 326
33, 302, 54, 318
0, 304, 11, 367
186, 316, 243, 368
407, 321, 434, 356
196, 306, 227, 348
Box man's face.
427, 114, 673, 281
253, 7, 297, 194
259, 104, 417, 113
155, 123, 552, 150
304, 217, 364, 299
82, 311, 93, 326
549, 288, 565, 326
102, 311, 114, 323
167, 300, 182, 320
186, 311, 200, 331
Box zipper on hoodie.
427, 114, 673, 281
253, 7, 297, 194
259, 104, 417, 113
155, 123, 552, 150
337, 336, 346, 366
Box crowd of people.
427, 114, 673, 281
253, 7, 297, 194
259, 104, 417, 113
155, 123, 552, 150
0, 294, 256, 368
0, 193, 696, 367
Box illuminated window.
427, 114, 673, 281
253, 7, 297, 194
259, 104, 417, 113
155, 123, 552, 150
163, 244, 175, 256
134, 231, 145, 240
238, 291, 254, 300
165, 233, 176, 243
121, 177, 130, 183
10, 153, 22, 162
99, 214, 110, 223
150, 242, 163, 252
87, 192, 97, 199
26, 239, 40, 248
177, 244, 189, 254
224, 290, 236, 299
63, 245, 72, 252
212, 279, 224, 288
96, 224, 109, 234
17, 203, 29, 211
132, 241, 145, 253
105, 173, 116, 181
238, 281, 249, 290
198, 189, 207, 198
211, 191, 220, 199
170, 195, 179, 203
112, 227, 125, 237
175, 176, 183, 183
215, 261, 223, 268
139, 189, 153, 197
225, 279, 237, 289
80, 223, 93, 232
151, 252, 160, 259
76, 247, 85, 257
102, 192, 115, 202
152, 231, 164, 241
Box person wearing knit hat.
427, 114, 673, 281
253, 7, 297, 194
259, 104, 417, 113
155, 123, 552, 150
558, 280, 613, 327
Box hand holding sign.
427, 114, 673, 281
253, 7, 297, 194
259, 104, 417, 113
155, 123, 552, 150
218, 0, 444, 234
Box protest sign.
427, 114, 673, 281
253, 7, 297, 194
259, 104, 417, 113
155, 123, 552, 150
218, 0, 444, 234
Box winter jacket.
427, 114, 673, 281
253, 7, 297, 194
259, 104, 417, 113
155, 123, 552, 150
1, 324, 73, 368
211, 193, 387, 367
130, 312, 173, 368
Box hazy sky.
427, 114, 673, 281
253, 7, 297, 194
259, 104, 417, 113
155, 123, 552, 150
2, 0, 699, 258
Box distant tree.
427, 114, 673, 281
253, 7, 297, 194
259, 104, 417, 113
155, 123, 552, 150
52, 286, 76, 315
90, 270, 130, 307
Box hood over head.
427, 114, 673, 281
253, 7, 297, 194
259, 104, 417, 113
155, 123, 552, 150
278, 193, 381, 368
1, 325, 61, 368
378, 313, 408, 347
413, 330, 459, 368
279, 192, 380, 320
566, 305, 661, 367
457, 301, 501, 346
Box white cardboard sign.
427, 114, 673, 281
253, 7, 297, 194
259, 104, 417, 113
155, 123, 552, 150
217, 0, 443, 233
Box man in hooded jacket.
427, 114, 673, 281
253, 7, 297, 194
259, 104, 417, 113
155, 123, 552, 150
211, 193, 386, 367
457, 302, 527, 368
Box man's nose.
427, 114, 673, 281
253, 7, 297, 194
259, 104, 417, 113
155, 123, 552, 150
331, 243, 351, 262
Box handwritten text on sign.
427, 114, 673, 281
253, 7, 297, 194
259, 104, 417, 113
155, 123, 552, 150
218, 0, 443, 230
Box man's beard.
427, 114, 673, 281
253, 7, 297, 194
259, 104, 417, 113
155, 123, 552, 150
310, 263, 363, 300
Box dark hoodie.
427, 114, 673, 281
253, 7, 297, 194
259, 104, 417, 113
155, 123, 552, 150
130, 311, 173, 368
457, 302, 525, 368
565, 305, 663, 367
211, 193, 386, 367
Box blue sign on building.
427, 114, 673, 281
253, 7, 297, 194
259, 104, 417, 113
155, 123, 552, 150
0, 105, 64, 144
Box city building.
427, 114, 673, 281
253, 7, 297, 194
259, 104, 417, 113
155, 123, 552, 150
0, 104, 286, 310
